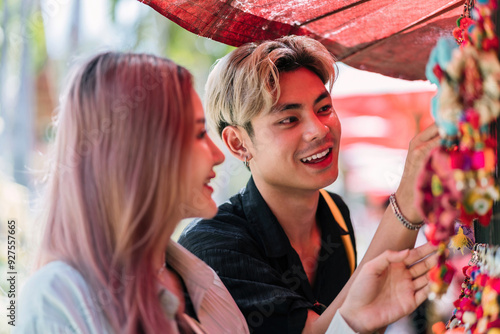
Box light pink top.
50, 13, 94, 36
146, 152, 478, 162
165, 241, 250, 333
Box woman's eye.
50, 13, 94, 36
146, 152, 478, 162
197, 130, 207, 139
279, 116, 298, 125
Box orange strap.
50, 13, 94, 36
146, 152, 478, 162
319, 189, 356, 275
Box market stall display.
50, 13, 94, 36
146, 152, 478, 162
416, 0, 500, 332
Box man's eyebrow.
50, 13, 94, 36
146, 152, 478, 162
195, 118, 206, 124
315, 91, 331, 105
271, 90, 331, 114
271, 103, 302, 114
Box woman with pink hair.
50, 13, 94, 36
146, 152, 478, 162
15, 52, 244, 333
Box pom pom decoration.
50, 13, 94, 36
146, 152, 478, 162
433, 321, 448, 334
429, 243, 458, 300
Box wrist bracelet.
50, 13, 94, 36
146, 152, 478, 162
389, 193, 424, 231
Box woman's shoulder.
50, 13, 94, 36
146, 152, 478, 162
26, 260, 83, 279
20, 261, 90, 300
16, 261, 110, 333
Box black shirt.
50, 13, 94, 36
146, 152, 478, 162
178, 177, 356, 334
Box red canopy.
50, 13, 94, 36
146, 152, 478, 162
142, 0, 462, 80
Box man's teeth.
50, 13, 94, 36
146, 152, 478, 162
301, 148, 329, 162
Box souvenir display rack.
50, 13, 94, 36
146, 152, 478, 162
420, 0, 500, 332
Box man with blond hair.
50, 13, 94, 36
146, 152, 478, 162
179, 35, 439, 333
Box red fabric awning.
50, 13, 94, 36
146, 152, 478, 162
142, 0, 462, 80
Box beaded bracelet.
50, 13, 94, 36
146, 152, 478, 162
389, 193, 424, 231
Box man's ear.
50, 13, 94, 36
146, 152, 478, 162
221, 125, 251, 162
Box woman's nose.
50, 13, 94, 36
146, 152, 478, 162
209, 137, 225, 165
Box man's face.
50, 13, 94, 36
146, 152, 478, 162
245, 67, 341, 193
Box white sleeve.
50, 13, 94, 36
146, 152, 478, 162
325, 311, 359, 334
14, 262, 110, 334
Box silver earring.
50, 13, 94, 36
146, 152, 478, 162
244, 156, 249, 169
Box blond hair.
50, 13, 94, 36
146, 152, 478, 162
38, 52, 194, 333
205, 35, 337, 137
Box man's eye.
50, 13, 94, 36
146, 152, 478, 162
318, 105, 333, 114
279, 117, 298, 125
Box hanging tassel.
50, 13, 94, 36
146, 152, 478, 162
429, 242, 457, 299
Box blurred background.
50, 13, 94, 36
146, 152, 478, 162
0, 0, 467, 333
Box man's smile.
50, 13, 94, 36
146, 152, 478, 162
300, 148, 331, 163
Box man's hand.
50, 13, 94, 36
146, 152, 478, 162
396, 123, 440, 222
339, 242, 438, 334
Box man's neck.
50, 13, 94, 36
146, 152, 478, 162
253, 177, 321, 246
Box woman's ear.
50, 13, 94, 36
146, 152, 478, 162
221, 126, 251, 162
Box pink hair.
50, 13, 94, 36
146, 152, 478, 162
38, 52, 194, 333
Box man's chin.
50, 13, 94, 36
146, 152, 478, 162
316, 172, 338, 190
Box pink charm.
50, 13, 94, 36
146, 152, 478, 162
450, 150, 465, 169
472, 151, 485, 169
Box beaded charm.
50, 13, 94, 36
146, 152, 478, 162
440, 245, 500, 333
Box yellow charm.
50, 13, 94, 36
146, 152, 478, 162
450, 226, 473, 255
431, 174, 444, 197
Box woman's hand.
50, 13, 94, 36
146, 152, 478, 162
339, 242, 438, 334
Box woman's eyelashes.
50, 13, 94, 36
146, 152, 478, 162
197, 129, 207, 139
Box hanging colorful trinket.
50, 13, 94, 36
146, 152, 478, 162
434, 244, 500, 333
451, 225, 474, 255
453, 0, 475, 46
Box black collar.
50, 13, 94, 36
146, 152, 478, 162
241, 177, 291, 258
240, 177, 344, 259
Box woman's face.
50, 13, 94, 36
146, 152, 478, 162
182, 89, 225, 219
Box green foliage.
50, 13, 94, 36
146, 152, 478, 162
163, 22, 235, 94
110, 0, 234, 94
28, 10, 48, 72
